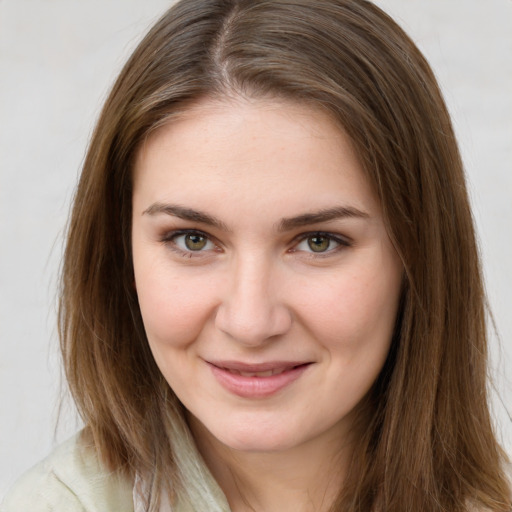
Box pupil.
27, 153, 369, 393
185, 234, 207, 251
308, 236, 329, 252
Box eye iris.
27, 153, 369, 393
307, 236, 330, 252
185, 234, 207, 251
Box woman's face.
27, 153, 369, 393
132, 97, 403, 454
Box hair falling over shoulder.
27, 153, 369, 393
59, 0, 511, 510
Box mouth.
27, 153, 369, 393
210, 361, 310, 377
230, 368, 292, 377
206, 360, 312, 398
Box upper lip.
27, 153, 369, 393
206, 360, 311, 372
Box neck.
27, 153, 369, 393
189, 418, 352, 512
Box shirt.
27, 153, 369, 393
1, 434, 134, 512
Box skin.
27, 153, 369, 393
132, 96, 403, 511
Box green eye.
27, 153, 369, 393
164, 231, 215, 255
184, 233, 208, 251
307, 236, 331, 252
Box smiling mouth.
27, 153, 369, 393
207, 361, 312, 398
209, 361, 311, 378
220, 365, 308, 378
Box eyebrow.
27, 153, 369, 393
143, 203, 369, 232
143, 203, 230, 231
277, 206, 370, 231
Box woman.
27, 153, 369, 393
2, 0, 510, 511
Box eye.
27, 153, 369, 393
163, 230, 216, 254
294, 233, 348, 254
181, 233, 210, 251
305, 235, 332, 253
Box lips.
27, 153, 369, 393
206, 360, 311, 398
233, 368, 287, 377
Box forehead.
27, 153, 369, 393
132, 96, 380, 218
135, 95, 351, 168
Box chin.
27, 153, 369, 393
210, 419, 305, 453
221, 433, 297, 453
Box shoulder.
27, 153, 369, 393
1, 433, 133, 512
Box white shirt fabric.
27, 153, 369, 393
0, 432, 223, 512
1, 434, 137, 512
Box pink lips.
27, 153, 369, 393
207, 360, 311, 398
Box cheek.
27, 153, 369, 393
134, 259, 217, 350
297, 255, 401, 357
297, 263, 401, 415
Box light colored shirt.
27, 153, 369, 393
1, 434, 134, 512
1, 433, 226, 512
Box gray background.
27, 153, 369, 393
1, 0, 511, 499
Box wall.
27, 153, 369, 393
1, 0, 511, 499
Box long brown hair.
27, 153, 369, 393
59, 0, 511, 510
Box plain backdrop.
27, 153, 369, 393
1, 0, 511, 500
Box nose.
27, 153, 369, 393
214, 255, 292, 346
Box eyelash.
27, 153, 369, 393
291, 231, 351, 257
160, 229, 351, 258
160, 229, 218, 258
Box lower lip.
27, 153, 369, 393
208, 363, 311, 399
